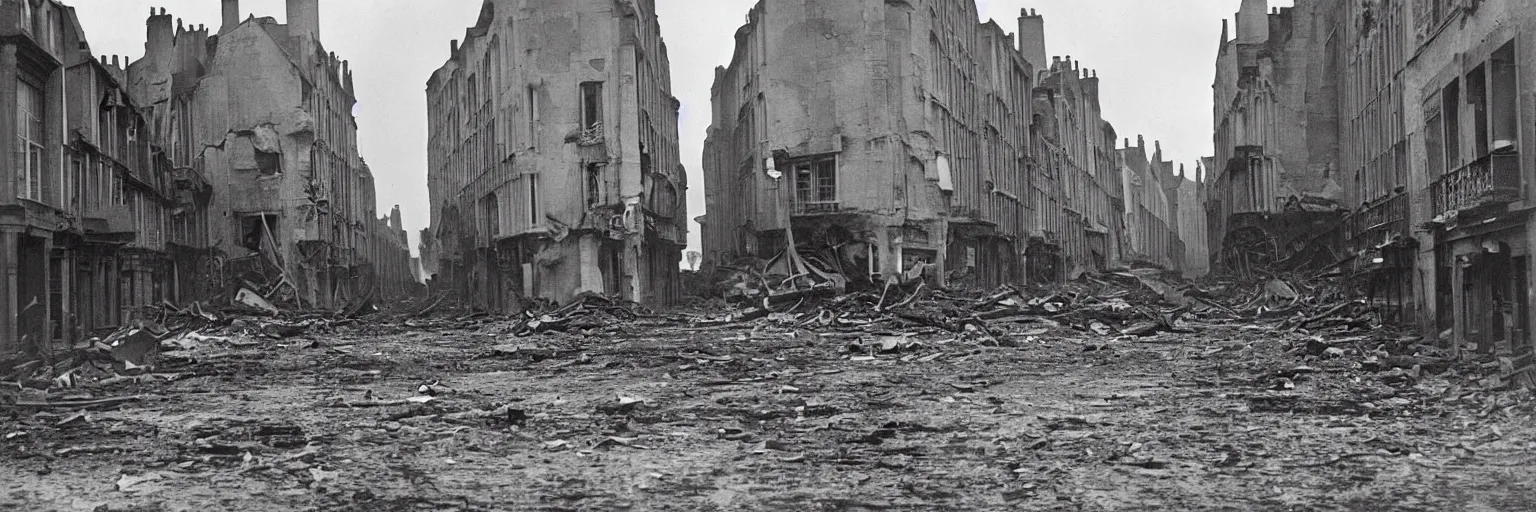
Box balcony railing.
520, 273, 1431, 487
793, 201, 841, 215
1431, 152, 1520, 218
1345, 193, 1409, 253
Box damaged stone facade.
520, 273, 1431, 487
423, 0, 687, 311
702, 3, 1199, 288
122, 1, 415, 309
1208, 0, 1536, 349
1209, 0, 1346, 268
0, 0, 220, 351
1117, 136, 1197, 274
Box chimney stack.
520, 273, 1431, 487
146, 8, 174, 61
286, 0, 320, 41
451, 39, 459, 55
1016, 8, 1047, 73
222, 0, 240, 34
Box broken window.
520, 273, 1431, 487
255, 149, 281, 175
1441, 79, 1460, 170
586, 162, 605, 208
482, 193, 500, 238
793, 156, 838, 207
1490, 41, 1517, 152
1467, 64, 1488, 157
240, 213, 280, 253
580, 82, 603, 131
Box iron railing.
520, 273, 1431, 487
1430, 152, 1520, 218
1345, 193, 1409, 253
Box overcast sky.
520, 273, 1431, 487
71, 0, 1293, 257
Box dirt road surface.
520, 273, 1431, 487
6, 316, 1536, 511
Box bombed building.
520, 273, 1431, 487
123, 0, 416, 309
422, 0, 687, 311
700, 0, 1040, 289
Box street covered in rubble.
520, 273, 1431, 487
8, 270, 1536, 511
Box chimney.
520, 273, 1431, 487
146, 8, 174, 62
1137, 135, 1145, 149
222, 0, 240, 34
1016, 8, 1047, 73
1220, 19, 1229, 46
450, 39, 459, 55
286, 0, 320, 41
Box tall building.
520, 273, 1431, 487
1208, 0, 1536, 351
423, 0, 688, 311
701, 1, 1040, 289
1, 0, 221, 350
1033, 53, 1127, 278
125, 0, 415, 309
1209, 0, 1345, 272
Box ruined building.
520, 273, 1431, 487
699, 2, 1199, 287
1118, 137, 1184, 271
702, 1, 1040, 288
0, 0, 216, 348
1031, 50, 1127, 279
123, 0, 417, 311
423, 0, 687, 310
1178, 163, 1210, 278
1208, 0, 1536, 351
1405, 0, 1533, 350
1209, 0, 1345, 274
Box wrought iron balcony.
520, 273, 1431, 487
1430, 152, 1520, 218
1344, 193, 1409, 253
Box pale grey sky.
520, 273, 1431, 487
70, 0, 1293, 257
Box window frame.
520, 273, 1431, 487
16, 78, 45, 202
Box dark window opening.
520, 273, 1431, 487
586, 162, 605, 208
255, 149, 281, 175
581, 82, 603, 131
240, 214, 280, 253
1441, 79, 1460, 169
1491, 42, 1518, 151
1467, 65, 1489, 157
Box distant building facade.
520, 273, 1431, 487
700, 2, 1198, 288
423, 0, 687, 311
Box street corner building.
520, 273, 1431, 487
0, 0, 417, 353
422, 0, 688, 312
1207, 0, 1536, 349
124, 0, 417, 310
698, 1, 1204, 290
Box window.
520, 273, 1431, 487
527, 175, 540, 227
466, 74, 478, 110
482, 193, 500, 237
1490, 42, 1517, 151
527, 85, 539, 146
1467, 65, 1488, 157
793, 156, 837, 205
16, 79, 44, 202
1441, 79, 1460, 170
586, 162, 604, 208
580, 82, 603, 131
